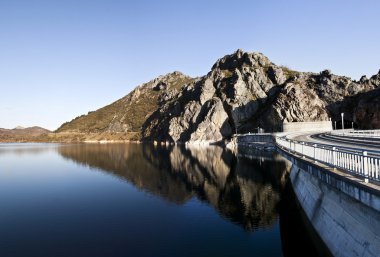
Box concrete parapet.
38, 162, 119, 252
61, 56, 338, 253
235, 129, 380, 256
288, 157, 380, 257
283, 121, 333, 133
235, 134, 275, 144
235, 134, 275, 151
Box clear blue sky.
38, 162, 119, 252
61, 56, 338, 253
1, 0, 379, 130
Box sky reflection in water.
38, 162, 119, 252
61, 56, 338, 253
0, 143, 320, 257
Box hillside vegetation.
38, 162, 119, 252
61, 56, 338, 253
57, 71, 193, 134
6, 50, 379, 143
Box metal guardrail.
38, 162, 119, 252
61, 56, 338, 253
232, 133, 273, 137
330, 129, 380, 138
276, 136, 380, 182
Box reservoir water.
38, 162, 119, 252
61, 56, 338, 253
0, 143, 325, 257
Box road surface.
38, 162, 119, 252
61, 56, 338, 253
287, 131, 380, 156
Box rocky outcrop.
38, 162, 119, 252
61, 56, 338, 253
58, 49, 380, 142
353, 71, 380, 128
189, 98, 232, 142
143, 50, 379, 140
354, 88, 380, 129
142, 50, 288, 141
322, 70, 380, 129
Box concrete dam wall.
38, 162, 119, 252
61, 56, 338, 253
282, 121, 333, 133
287, 156, 380, 257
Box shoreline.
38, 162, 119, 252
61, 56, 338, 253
0, 132, 234, 146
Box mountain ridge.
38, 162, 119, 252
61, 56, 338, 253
0, 126, 50, 134
55, 49, 380, 143
57, 71, 194, 135
0, 126, 51, 142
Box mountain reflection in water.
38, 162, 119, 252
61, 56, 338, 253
58, 143, 290, 231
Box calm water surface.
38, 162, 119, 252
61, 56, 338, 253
0, 143, 323, 257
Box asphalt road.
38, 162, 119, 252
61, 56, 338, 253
288, 131, 380, 156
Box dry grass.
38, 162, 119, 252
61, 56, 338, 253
56, 75, 194, 137
0, 132, 141, 143
280, 65, 299, 79
221, 69, 233, 78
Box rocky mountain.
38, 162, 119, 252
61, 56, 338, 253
57, 49, 380, 142
57, 71, 193, 136
353, 88, 380, 128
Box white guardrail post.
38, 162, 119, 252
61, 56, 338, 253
332, 147, 336, 168
363, 151, 368, 183
275, 136, 379, 182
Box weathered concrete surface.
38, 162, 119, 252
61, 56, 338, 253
228, 134, 276, 153
235, 134, 275, 144
283, 121, 333, 133
289, 162, 380, 257
234, 132, 380, 256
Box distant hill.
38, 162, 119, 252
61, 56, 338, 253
56, 49, 380, 143
0, 126, 51, 135
0, 126, 51, 142
0, 126, 50, 135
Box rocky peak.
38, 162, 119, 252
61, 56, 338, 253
359, 75, 368, 83
58, 49, 380, 141
147, 71, 190, 88
320, 69, 332, 78
369, 69, 380, 86
129, 71, 192, 101
211, 49, 272, 71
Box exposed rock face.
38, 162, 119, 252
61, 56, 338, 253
142, 50, 286, 141
189, 98, 232, 142
355, 90, 380, 129
143, 50, 379, 139
353, 73, 380, 129
324, 70, 380, 128
255, 80, 330, 132
58, 49, 380, 142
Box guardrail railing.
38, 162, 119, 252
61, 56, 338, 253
330, 129, 380, 138
275, 136, 380, 182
